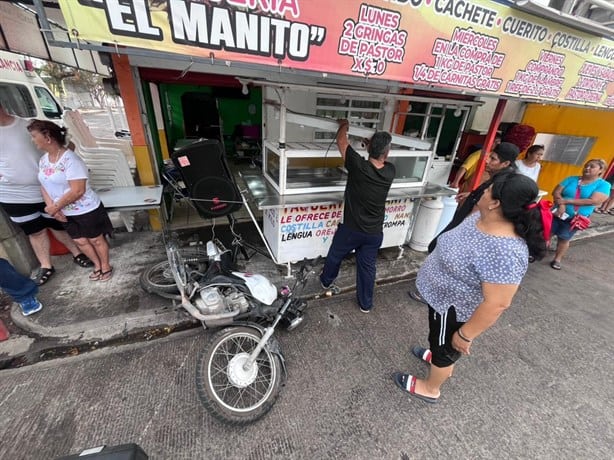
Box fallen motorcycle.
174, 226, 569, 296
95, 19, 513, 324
157, 238, 315, 425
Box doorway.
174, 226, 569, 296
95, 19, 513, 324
181, 92, 221, 141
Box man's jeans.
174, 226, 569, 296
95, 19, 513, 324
320, 224, 383, 309
0, 258, 38, 303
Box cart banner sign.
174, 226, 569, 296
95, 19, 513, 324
263, 199, 413, 263
59, 0, 614, 108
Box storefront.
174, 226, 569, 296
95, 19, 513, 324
47, 0, 614, 262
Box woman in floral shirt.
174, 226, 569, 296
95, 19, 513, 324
28, 120, 114, 281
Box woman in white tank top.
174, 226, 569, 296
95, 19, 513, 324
515, 144, 544, 182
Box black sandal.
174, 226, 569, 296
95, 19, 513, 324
73, 253, 94, 268
34, 266, 55, 285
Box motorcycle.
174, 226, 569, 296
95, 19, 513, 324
158, 237, 316, 425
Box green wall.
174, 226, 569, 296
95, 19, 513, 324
159, 83, 262, 153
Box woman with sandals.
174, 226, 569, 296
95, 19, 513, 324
550, 158, 611, 270
27, 120, 114, 282
393, 173, 550, 403
0, 101, 93, 285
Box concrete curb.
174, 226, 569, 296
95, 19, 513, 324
571, 222, 614, 241
9, 304, 195, 344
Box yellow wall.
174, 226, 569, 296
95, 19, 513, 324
522, 105, 614, 201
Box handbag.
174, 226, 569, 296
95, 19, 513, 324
569, 214, 591, 230
569, 180, 591, 231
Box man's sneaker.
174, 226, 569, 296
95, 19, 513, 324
320, 280, 341, 295
359, 306, 372, 313
19, 296, 43, 316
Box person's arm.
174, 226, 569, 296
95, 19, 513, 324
451, 282, 519, 355
552, 184, 567, 218
41, 187, 67, 222
41, 186, 54, 209
449, 167, 467, 188
44, 179, 86, 217
556, 191, 608, 208
455, 191, 470, 203
336, 119, 350, 161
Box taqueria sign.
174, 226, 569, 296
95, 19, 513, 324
59, 0, 614, 108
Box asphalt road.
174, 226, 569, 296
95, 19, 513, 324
1, 234, 612, 459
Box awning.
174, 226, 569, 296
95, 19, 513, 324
0, 1, 109, 75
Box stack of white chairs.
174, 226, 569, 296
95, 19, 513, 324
63, 110, 136, 169
62, 110, 137, 231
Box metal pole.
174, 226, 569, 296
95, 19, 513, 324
468, 99, 507, 191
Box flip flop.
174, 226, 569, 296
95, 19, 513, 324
550, 260, 562, 270
89, 269, 102, 281
392, 372, 439, 404
411, 346, 432, 364
99, 267, 114, 282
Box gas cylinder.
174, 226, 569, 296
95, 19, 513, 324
409, 197, 444, 252
434, 190, 459, 236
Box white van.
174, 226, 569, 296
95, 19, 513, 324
0, 49, 63, 121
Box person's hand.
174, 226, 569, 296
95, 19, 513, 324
45, 203, 62, 217
54, 211, 68, 223
554, 203, 567, 218
451, 331, 472, 355
337, 118, 349, 128
455, 192, 470, 203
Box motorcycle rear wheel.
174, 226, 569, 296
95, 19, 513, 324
139, 249, 208, 297
196, 326, 283, 425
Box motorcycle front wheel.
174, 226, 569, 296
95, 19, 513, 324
196, 326, 283, 425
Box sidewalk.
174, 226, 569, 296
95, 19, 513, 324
2, 211, 614, 364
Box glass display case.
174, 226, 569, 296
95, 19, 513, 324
263, 141, 431, 195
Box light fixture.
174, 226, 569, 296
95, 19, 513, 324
241, 82, 249, 95
453, 107, 462, 117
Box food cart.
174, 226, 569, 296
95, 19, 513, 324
236, 82, 465, 264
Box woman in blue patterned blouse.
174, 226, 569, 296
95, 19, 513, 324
393, 173, 549, 404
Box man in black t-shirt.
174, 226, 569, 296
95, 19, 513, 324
320, 119, 396, 313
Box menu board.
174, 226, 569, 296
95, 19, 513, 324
59, 0, 614, 108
